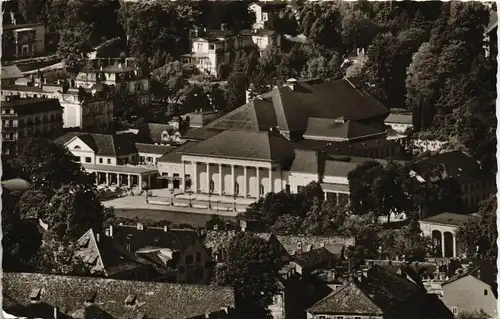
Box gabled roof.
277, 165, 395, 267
56, 132, 138, 156
289, 149, 319, 175
112, 225, 203, 254
135, 143, 176, 155
157, 141, 199, 163
1, 65, 23, 80
3, 272, 235, 319
303, 118, 386, 142
75, 229, 145, 277
420, 212, 479, 227
181, 130, 296, 162
260, 79, 389, 133
293, 247, 337, 269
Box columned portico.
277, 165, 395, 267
83, 164, 157, 191
179, 155, 276, 199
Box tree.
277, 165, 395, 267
341, 9, 378, 52
2, 187, 43, 271
456, 195, 497, 263
394, 219, 431, 261
271, 214, 302, 235
44, 185, 114, 241
308, 7, 343, 50
18, 189, 50, 220
32, 238, 89, 276
215, 232, 281, 317
13, 137, 92, 190
57, 25, 93, 72
225, 71, 248, 110
405, 42, 441, 130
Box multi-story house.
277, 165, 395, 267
307, 265, 454, 319
2, 11, 46, 58
249, 1, 288, 30
56, 131, 175, 191
2, 81, 114, 131
410, 150, 497, 212
1, 95, 63, 155
442, 265, 498, 318
252, 29, 281, 54
75, 64, 151, 106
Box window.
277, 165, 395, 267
297, 186, 304, 192
209, 180, 215, 193
484, 289, 488, 295
318, 317, 325, 319
85, 157, 92, 163
354, 317, 362, 319
452, 307, 458, 315
99, 158, 103, 164
107, 159, 111, 164
260, 184, 264, 196
196, 252, 201, 262
197, 43, 203, 51
209, 44, 215, 50
263, 12, 268, 21
74, 156, 81, 162
336, 317, 344, 319
234, 182, 240, 195
74, 145, 81, 150
147, 156, 153, 162
140, 156, 145, 162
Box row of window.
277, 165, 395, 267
318, 316, 362, 319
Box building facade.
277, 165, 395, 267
249, 2, 288, 30
1, 95, 63, 155
75, 65, 151, 107
2, 19, 46, 58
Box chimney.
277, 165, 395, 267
105, 229, 110, 237
137, 223, 144, 230
100, 66, 103, 71
164, 225, 168, 232
109, 225, 113, 237
96, 233, 100, 242
240, 220, 247, 232
213, 224, 219, 231
118, 63, 122, 69
357, 271, 363, 282
44, 78, 48, 85
54, 307, 58, 319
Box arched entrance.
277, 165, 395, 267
444, 231, 454, 258
432, 230, 443, 257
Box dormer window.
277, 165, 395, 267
125, 294, 137, 306
29, 288, 41, 303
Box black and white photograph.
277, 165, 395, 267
0, 0, 498, 318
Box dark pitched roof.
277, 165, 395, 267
261, 79, 389, 133
1, 65, 23, 80
303, 118, 385, 141
56, 132, 138, 156
158, 141, 199, 163
309, 265, 438, 316
289, 149, 319, 174
1, 98, 62, 114
3, 272, 235, 319
420, 212, 479, 227
112, 225, 203, 254
415, 150, 486, 183
135, 143, 176, 155
182, 130, 296, 162
75, 229, 145, 277
293, 247, 337, 269
385, 113, 413, 125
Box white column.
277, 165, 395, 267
256, 167, 260, 198
452, 234, 457, 258
148, 174, 151, 189
181, 161, 186, 191
268, 167, 272, 194
219, 164, 223, 196
193, 162, 198, 193
231, 165, 235, 195
127, 174, 131, 188
138, 175, 143, 191
105, 173, 110, 185
95, 173, 99, 185
441, 232, 445, 258
243, 166, 247, 198
206, 163, 210, 193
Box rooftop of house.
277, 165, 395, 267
55, 132, 138, 157
1, 65, 24, 80
276, 235, 354, 256
158, 141, 200, 164
308, 265, 453, 318
202, 230, 273, 253
112, 224, 205, 254
1, 178, 31, 194
131, 123, 180, 144
385, 112, 413, 125
292, 247, 337, 269
3, 272, 235, 319
187, 79, 388, 140
181, 130, 296, 162
413, 150, 488, 183
251, 1, 288, 10
295, 136, 398, 156
1, 97, 62, 114
135, 143, 177, 156
420, 212, 480, 227
183, 110, 224, 127
303, 118, 386, 142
